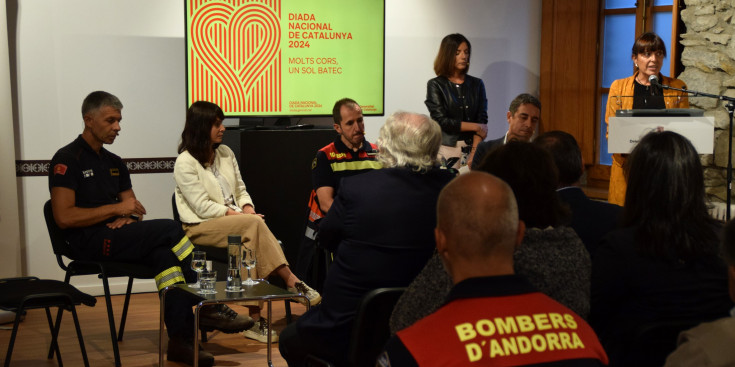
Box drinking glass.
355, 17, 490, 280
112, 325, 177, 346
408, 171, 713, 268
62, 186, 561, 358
190, 251, 206, 289
199, 270, 217, 294
241, 247, 260, 286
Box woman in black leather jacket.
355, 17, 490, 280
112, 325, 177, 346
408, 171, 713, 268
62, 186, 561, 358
425, 33, 488, 170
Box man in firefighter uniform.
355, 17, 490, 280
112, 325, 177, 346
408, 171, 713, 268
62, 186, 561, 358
48, 91, 252, 367
295, 98, 382, 283
378, 172, 608, 366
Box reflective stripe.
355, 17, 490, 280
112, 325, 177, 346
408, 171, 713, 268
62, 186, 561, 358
329, 160, 382, 172
155, 266, 186, 291
172, 236, 194, 261
307, 190, 324, 223
305, 226, 317, 240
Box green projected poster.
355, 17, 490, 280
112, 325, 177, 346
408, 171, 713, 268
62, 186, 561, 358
186, 0, 385, 116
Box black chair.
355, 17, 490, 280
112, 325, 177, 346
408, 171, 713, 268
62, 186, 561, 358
305, 287, 406, 367
170, 194, 295, 326
0, 276, 96, 367
43, 200, 158, 367
349, 287, 406, 367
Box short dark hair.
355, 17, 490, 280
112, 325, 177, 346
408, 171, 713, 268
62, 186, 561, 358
178, 101, 225, 166
433, 33, 471, 77
623, 131, 717, 260
81, 91, 123, 117
508, 93, 541, 115
477, 141, 568, 228
632, 32, 667, 58
535, 131, 582, 187
332, 98, 359, 125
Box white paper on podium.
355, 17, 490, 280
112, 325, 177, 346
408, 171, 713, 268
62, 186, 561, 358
608, 116, 714, 154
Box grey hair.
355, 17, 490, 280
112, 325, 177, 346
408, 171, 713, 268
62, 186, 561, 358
377, 111, 441, 172
81, 91, 123, 117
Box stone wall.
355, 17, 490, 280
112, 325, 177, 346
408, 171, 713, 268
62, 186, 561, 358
679, 0, 735, 202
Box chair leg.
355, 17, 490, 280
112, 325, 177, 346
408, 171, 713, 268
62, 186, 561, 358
101, 275, 122, 367
117, 276, 135, 341
46, 306, 64, 366
70, 304, 90, 367
285, 300, 293, 324
50, 271, 75, 360
3, 308, 24, 367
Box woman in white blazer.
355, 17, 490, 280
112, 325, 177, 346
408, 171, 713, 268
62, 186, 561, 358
174, 101, 321, 342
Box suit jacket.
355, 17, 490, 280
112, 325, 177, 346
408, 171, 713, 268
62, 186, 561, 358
664, 316, 735, 367
557, 186, 622, 256
174, 145, 254, 223
470, 136, 503, 170
294, 166, 454, 366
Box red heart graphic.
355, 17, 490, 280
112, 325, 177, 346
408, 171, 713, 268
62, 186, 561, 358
191, 1, 281, 112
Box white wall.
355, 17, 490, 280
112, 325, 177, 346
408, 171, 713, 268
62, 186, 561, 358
0, 0, 21, 279
9, 0, 541, 295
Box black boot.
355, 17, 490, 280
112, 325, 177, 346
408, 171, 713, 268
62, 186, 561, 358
167, 335, 215, 367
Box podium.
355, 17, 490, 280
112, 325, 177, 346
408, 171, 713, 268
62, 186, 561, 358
608, 116, 715, 154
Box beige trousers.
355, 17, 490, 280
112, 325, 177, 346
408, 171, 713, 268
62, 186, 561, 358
182, 215, 289, 279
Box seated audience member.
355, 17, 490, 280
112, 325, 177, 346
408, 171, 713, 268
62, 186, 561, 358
391, 141, 590, 333
174, 101, 320, 343
50, 91, 252, 367
279, 111, 454, 366
469, 93, 541, 170
664, 219, 735, 367
590, 131, 732, 366
534, 130, 621, 255
379, 172, 608, 366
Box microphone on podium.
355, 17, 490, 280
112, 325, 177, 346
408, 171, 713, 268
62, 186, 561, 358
649, 74, 662, 95
649, 74, 661, 87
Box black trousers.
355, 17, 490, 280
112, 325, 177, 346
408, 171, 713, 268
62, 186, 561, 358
68, 219, 198, 338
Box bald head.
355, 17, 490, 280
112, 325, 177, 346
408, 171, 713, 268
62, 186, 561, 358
436, 172, 520, 267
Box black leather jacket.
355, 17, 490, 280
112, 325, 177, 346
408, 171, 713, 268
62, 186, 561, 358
425, 75, 488, 146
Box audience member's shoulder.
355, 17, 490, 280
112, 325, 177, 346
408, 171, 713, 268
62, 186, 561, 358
595, 227, 638, 256
665, 317, 735, 367
432, 166, 457, 181
524, 226, 585, 249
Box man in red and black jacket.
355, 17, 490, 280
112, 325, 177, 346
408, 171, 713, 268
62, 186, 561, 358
378, 172, 608, 367
294, 98, 381, 284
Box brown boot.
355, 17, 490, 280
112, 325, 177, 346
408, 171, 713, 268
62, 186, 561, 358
200, 304, 254, 333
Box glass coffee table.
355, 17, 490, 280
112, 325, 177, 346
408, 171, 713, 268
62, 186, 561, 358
159, 281, 309, 367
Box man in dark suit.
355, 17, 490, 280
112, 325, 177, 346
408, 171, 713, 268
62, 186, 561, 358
470, 93, 541, 170
535, 130, 621, 255
279, 111, 454, 366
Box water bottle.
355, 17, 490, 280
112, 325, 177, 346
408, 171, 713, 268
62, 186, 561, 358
226, 235, 242, 292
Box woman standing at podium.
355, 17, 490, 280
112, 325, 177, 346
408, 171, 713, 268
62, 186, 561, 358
426, 33, 488, 170
174, 101, 321, 343
605, 32, 689, 206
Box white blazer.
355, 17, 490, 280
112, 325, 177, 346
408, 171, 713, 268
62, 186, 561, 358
174, 145, 254, 224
